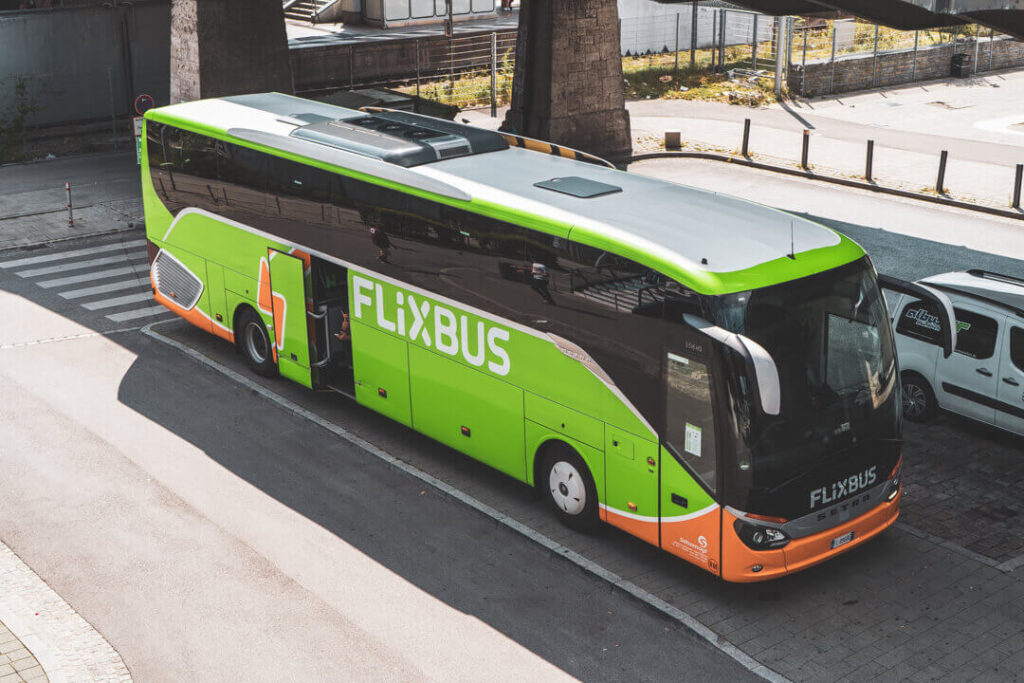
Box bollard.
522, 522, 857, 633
742, 118, 751, 157
865, 139, 874, 182
1013, 164, 1023, 209
801, 129, 810, 170
665, 130, 682, 149
65, 181, 73, 227
936, 150, 948, 194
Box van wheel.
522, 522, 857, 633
236, 308, 277, 378
540, 446, 600, 533
902, 372, 936, 422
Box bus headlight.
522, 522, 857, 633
734, 519, 790, 550
887, 456, 902, 501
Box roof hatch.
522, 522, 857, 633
534, 176, 622, 198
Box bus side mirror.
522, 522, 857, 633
682, 314, 781, 416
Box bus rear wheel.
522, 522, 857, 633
540, 446, 600, 533
236, 308, 276, 378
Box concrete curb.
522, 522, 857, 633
141, 320, 792, 683
630, 151, 1024, 222
0, 543, 131, 682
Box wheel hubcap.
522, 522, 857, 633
549, 461, 586, 516
245, 321, 268, 364
903, 383, 926, 417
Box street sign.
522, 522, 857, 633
134, 93, 154, 116
133, 115, 144, 165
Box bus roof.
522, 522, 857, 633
146, 92, 864, 295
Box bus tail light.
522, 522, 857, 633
147, 239, 160, 265
734, 518, 790, 550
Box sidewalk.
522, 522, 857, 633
0, 620, 47, 683
627, 69, 1024, 210
0, 152, 142, 251
0, 542, 130, 683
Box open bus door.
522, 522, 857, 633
268, 249, 313, 388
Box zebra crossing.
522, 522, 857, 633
0, 237, 174, 324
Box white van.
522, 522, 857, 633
892, 270, 1024, 436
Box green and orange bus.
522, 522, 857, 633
141, 93, 954, 581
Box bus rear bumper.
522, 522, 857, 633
722, 489, 900, 583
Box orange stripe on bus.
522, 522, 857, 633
603, 507, 658, 546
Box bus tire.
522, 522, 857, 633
540, 445, 600, 533
901, 371, 935, 422
236, 307, 276, 378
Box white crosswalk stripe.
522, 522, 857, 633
16, 252, 147, 278
106, 306, 170, 322
38, 265, 149, 289
82, 291, 156, 311
0, 239, 147, 269
60, 279, 150, 300
9, 238, 174, 324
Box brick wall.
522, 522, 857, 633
790, 35, 1024, 97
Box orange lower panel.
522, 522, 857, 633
603, 507, 659, 547
722, 490, 900, 583
784, 490, 900, 574
152, 283, 212, 335
152, 278, 233, 343
661, 507, 721, 577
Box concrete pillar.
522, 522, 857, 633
502, 0, 632, 166
170, 0, 294, 104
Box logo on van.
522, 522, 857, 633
905, 308, 941, 332
352, 274, 511, 376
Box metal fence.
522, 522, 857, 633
414, 32, 517, 112
335, 12, 1019, 112
617, 8, 792, 94
789, 18, 1012, 94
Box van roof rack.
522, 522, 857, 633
966, 269, 1024, 288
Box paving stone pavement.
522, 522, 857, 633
0, 620, 47, 683
902, 415, 1024, 567
0, 543, 130, 683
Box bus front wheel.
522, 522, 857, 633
236, 307, 276, 378
540, 446, 600, 533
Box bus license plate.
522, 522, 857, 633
831, 531, 855, 549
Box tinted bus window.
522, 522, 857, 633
665, 352, 717, 493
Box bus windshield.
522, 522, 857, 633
709, 257, 899, 517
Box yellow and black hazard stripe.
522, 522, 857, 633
357, 106, 616, 169
498, 133, 616, 169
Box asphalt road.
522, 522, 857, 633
0, 239, 759, 681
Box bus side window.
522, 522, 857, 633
217, 143, 267, 221
664, 352, 717, 494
